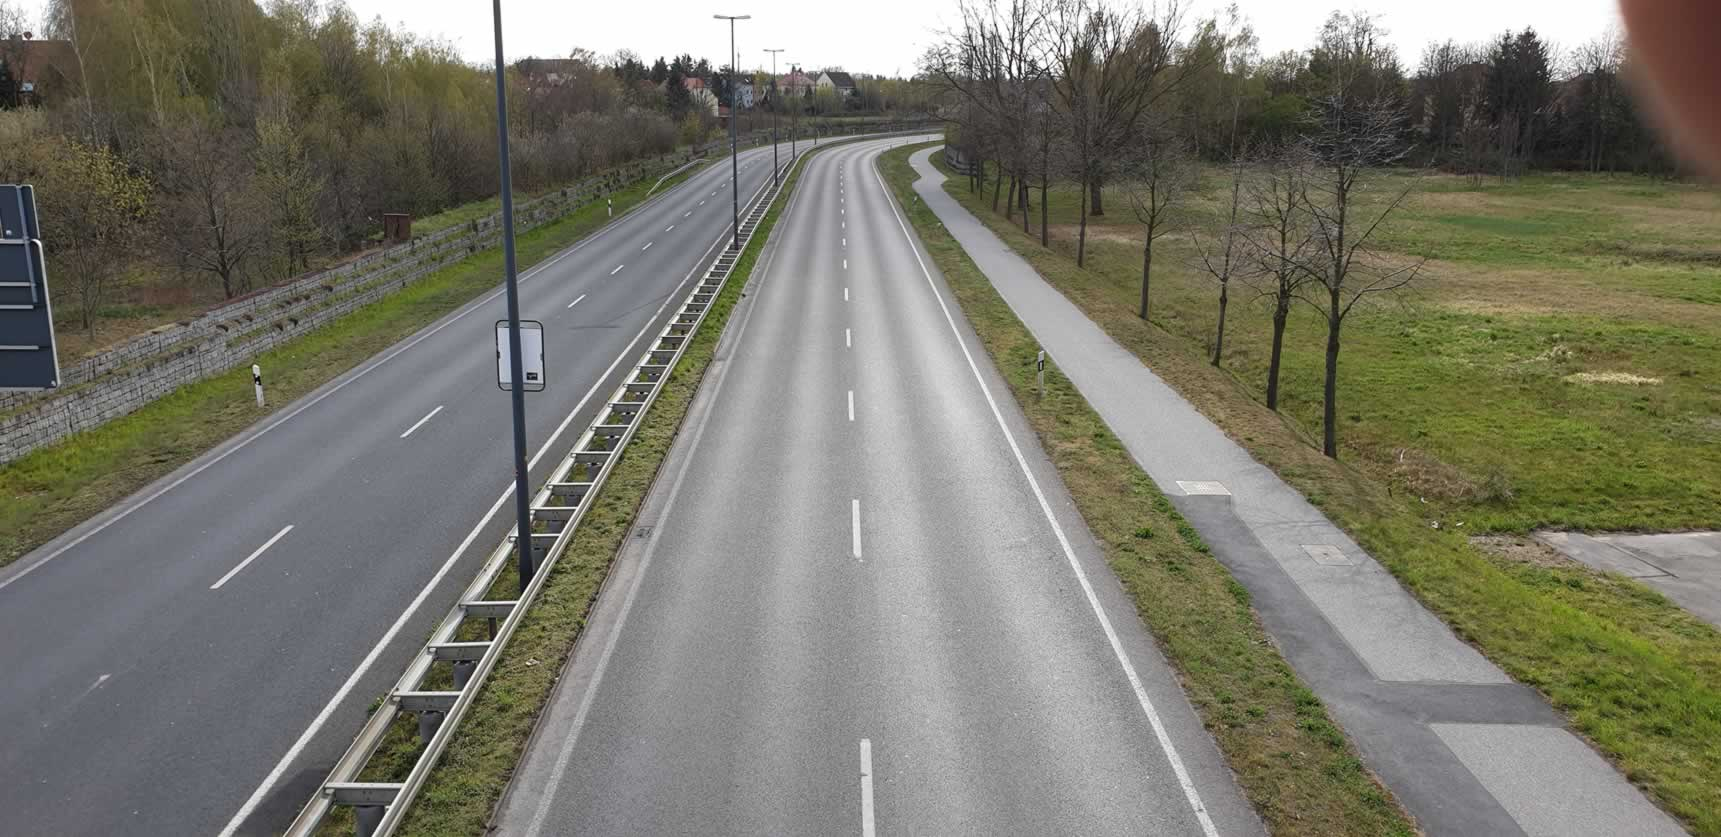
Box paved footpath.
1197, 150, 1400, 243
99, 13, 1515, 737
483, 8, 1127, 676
909, 146, 1686, 837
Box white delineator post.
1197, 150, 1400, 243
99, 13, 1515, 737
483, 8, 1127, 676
1036, 350, 1046, 401
252, 364, 265, 407
607, 197, 613, 218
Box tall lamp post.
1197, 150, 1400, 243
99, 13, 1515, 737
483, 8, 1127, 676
714, 13, 749, 251
490, 0, 534, 592
788, 64, 798, 162
763, 47, 783, 185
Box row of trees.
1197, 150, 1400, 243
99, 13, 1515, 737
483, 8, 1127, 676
930, 1, 1660, 458
0, 0, 743, 338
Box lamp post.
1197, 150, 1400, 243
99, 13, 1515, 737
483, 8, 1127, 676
788, 64, 798, 161
490, 0, 535, 592
714, 14, 749, 251
763, 48, 783, 185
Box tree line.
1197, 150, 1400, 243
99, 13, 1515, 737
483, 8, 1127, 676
927, 1, 1666, 459
0, 0, 931, 341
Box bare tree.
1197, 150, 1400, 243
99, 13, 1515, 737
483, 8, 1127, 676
1297, 95, 1424, 458
1049, 0, 1189, 267
925, 0, 1049, 225
1191, 159, 1246, 366
1123, 123, 1189, 320
1240, 144, 1319, 410
158, 120, 268, 299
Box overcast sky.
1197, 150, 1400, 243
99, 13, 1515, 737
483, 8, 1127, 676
19, 0, 1624, 76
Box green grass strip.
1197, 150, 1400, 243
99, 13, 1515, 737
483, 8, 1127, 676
878, 143, 1416, 836
914, 148, 1721, 834
0, 162, 707, 570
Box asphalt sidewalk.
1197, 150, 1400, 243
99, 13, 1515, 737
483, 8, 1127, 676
908, 146, 1686, 837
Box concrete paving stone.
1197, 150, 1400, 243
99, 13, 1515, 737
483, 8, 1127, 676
1432, 723, 1687, 837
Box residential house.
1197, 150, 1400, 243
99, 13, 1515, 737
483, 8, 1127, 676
817, 70, 856, 98
780, 69, 815, 97
0, 34, 77, 107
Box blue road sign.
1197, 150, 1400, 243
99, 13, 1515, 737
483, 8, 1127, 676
0, 184, 61, 391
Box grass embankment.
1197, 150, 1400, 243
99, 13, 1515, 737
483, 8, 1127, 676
308, 145, 807, 837
924, 151, 1721, 833
879, 145, 1414, 836
0, 163, 707, 570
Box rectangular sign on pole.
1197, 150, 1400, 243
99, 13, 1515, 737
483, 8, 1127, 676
0, 184, 60, 392
496, 320, 545, 392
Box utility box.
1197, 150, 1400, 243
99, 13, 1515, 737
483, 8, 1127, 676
382, 213, 413, 244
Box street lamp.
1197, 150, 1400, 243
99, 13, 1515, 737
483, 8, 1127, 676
763, 48, 783, 185
490, 0, 535, 592
714, 13, 750, 252
787, 64, 798, 162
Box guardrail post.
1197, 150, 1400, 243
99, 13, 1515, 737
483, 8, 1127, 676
353, 805, 384, 837
452, 659, 476, 689
417, 710, 444, 745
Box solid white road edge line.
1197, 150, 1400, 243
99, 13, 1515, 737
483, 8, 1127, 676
214, 173, 762, 837
567, 293, 587, 309
871, 154, 1222, 837
400, 405, 444, 439
517, 153, 810, 837
0, 145, 774, 596
210, 525, 294, 590
861, 738, 877, 837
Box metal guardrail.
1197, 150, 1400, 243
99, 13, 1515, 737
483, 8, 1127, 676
284, 150, 796, 837
283, 128, 939, 836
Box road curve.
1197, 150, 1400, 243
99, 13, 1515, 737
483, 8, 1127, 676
493, 137, 1263, 836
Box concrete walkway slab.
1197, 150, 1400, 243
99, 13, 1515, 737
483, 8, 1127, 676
1432, 724, 1687, 837
1539, 530, 1721, 630
907, 146, 1686, 837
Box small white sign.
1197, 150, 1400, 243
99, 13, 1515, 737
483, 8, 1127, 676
496, 320, 545, 392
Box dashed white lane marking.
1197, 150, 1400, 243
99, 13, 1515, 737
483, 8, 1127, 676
611, 264, 625, 276
844, 287, 850, 302
848, 390, 855, 422
399, 405, 444, 438
76, 673, 112, 702
685, 211, 692, 217
567, 293, 587, 309
846, 328, 851, 348
843, 237, 846, 247
642, 241, 653, 251
843, 258, 848, 270
873, 160, 1220, 837
211, 525, 294, 590
851, 500, 863, 559
699, 200, 706, 206
666, 224, 675, 232
861, 739, 876, 837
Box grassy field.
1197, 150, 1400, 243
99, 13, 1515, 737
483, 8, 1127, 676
879, 146, 1416, 835
933, 151, 1721, 832
311, 140, 806, 837
0, 162, 707, 570
1024, 167, 1721, 534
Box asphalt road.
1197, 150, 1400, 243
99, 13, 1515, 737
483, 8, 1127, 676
493, 137, 1262, 835
0, 141, 796, 836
